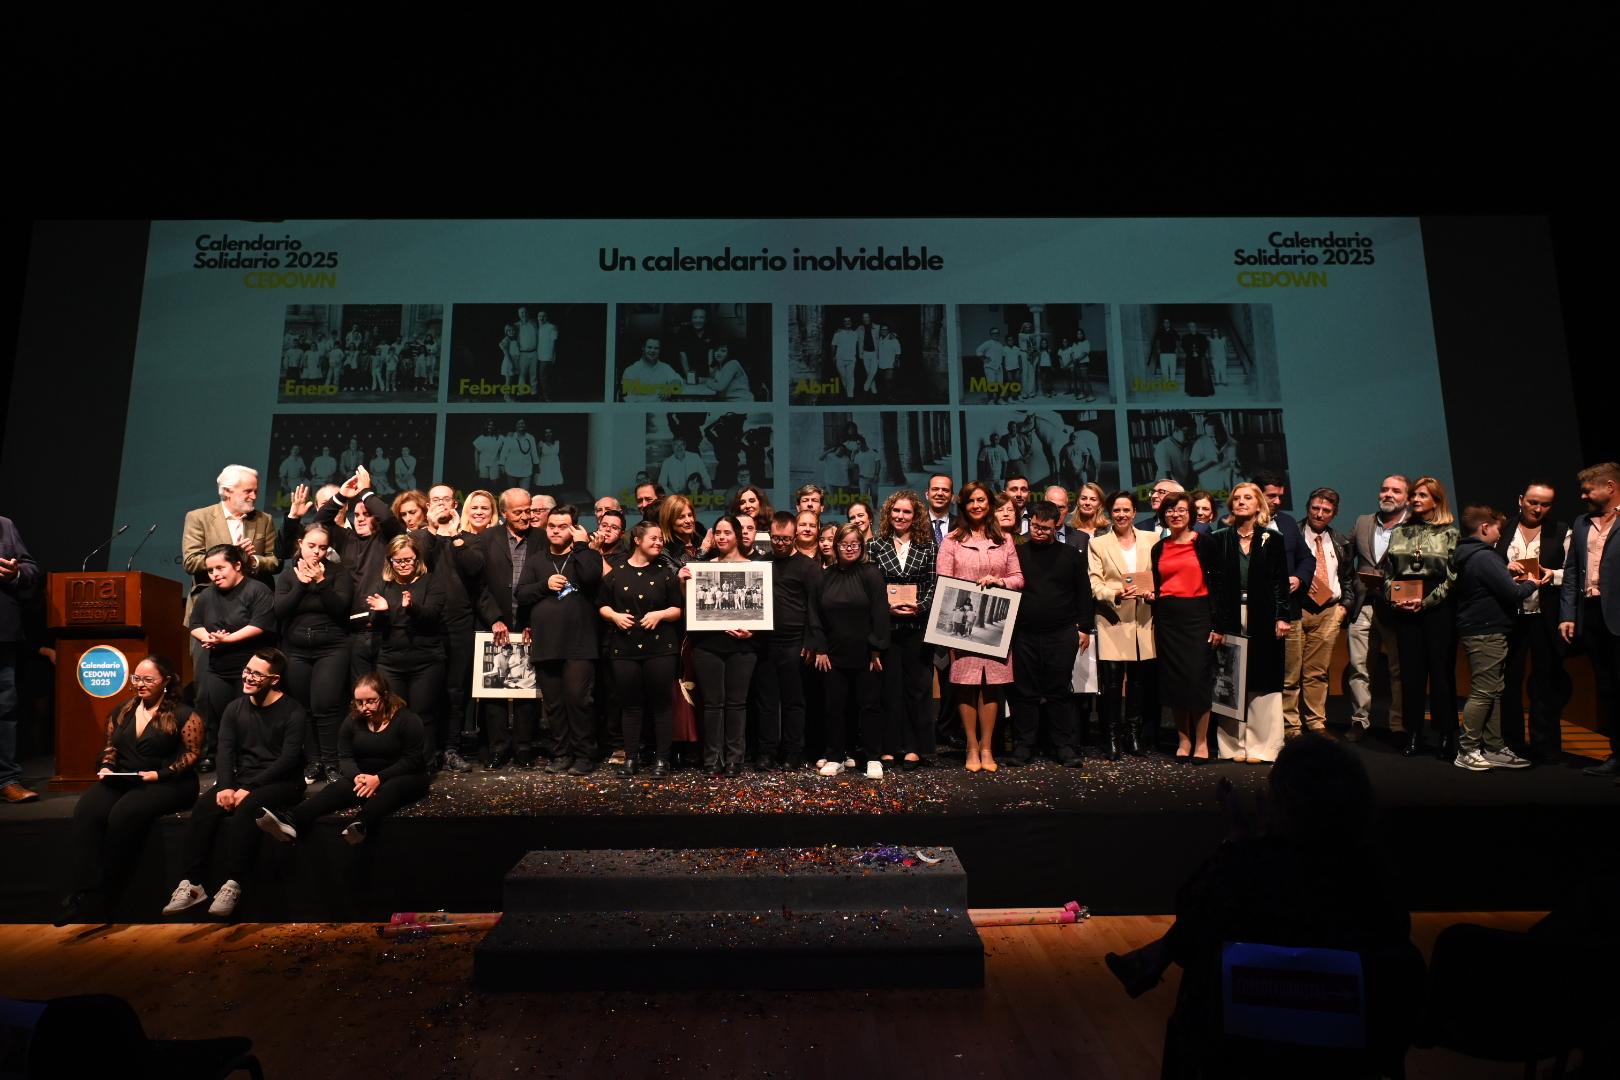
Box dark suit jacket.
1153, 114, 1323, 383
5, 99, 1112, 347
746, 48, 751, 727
1561, 513, 1620, 634
0, 516, 41, 643
181, 503, 282, 621
1299, 525, 1355, 615
1494, 519, 1569, 627
1348, 510, 1408, 619
1059, 525, 1093, 558
476, 526, 541, 629
1270, 511, 1316, 618
1207, 526, 1291, 694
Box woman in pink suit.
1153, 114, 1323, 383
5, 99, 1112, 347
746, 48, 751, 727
936, 481, 1025, 772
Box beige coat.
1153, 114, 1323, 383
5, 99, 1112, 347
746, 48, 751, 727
1088, 528, 1160, 661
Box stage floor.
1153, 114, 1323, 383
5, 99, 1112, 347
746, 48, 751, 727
4, 730, 1617, 922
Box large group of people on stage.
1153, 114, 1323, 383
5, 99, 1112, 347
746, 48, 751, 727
26, 453, 1620, 922
280, 327, 441, 394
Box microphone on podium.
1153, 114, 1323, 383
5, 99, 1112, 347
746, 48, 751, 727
125, 523, 159, 571
81, 524, 129, 572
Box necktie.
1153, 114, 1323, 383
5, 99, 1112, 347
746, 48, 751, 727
1312, 533, 1331, 599
933, 519, 944, 545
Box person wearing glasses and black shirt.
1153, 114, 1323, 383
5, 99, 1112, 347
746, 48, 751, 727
256, 670, 430, 846
366, 534, 449, 767
162, 648, 305, 920
188, 543, 277, 773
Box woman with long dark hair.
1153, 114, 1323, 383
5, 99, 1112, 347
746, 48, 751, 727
274, 525, 353, 785
599, 522, 684, 777
366, 534, 448, 762
257, 671, 429, 846
58, 658, 201, 924
870, 491, 935, 769
937, 481, 1025, 772
1088, 491, 1160, 760
809, 524, 892, 777
688, 515, 757, 775
1381, 475, 1462, 759
1150, 493, 1220, 762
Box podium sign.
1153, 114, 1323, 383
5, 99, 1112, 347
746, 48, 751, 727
46, 572, 185, 790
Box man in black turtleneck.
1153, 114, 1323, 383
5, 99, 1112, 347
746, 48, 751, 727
1007, 501, 1095, 767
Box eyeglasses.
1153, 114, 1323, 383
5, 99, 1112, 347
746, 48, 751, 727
390, 556, 417, 567
352, 696, 381, 707
241, 668, 275, 683
131, 675, 163, 686
837, 541, 863, 550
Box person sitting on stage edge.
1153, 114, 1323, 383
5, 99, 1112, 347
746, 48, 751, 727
162, 648, 305, 920
257, 670, 429, 846
57, 657, 201, 925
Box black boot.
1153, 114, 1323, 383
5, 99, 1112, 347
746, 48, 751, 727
1402, 731, 1425, 757
1125, 716, 1146, 757
1106, 716, 1122, 762
1436, 730, 1458, 762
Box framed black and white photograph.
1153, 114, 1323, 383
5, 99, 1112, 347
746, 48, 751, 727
962, 409, 1120, 495
787, 305, 949, 405
612, 411, 774, 518
441, 412, 594, 507
1120, 304, 1281, 403
265, 413, 439, 514
1211, 634, 1249, 721
789, 411, 954, 513
958, 303, 1112, 405
278, 304, 444, 403
1126, 409, 1290, 506
685, 562, 774, 631
473, 632, 539, 700
446, 303, 607, 403
613, 303, 772, 404
923, 576, 1021, 660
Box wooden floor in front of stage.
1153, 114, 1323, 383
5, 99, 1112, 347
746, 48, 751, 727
1, 912, 1552, 1079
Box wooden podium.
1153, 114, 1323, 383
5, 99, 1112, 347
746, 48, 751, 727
46, 572, 186, 790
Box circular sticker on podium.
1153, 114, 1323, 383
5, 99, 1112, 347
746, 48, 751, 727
77, 646, 131, 698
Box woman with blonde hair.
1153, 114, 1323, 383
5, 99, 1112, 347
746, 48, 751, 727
1208, 482, 1292, 763
365, 534, 449, 766
657, 494, 705, 567
459, 489, 497, 534
1380, 475, 1461, 759
1069, 482, 1108, 536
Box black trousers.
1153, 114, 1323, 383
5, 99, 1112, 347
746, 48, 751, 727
349, 630, 378, 682
885, 626, 936, 758
693, 646, 755, 767
184, 780, 304, 886
536, 658, 596, 762
70, 775, 198, 895
1393, 600, 1458, 739
823, 664, 882, 764
286, 771, 430, 833
377, 654, 446, 758
751, 632, 806, 759
195, 666, 240, 758
1010, 628, 1081, 756
612, 655, 677, 759
1581, 598, 1620, 758
1502, 613, 1571, 753
1098, 658, 1155, 734
484, 700, 536, 762
283, 628, 351, 770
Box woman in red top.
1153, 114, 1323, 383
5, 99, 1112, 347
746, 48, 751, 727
1150, 492, 1221, 762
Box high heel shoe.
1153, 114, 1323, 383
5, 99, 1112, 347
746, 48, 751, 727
980, 751, 998, 773
965, 749, 982, 772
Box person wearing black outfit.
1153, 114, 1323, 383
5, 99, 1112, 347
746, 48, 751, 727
1209, 483, 1293, 764
1559, 462, 1620, 779
366, 534, 448, 766
1008, 501, 1095, 767
1496, 481, 1571, 760
808, 524, 892, 778
257, 670, 430, 846
516, 504, 603, 776
598, 521, 683, 778
58, 657, 201, 924
273, 524, 353, 785
688, 515, 759, 775
315, 465, 405, 681
187, 543, 277, 770
476, 488, 542, 768
163, 648, 305, 919
870, 492, 938, 770
753, 512, 821, 771
424, 483, 485, 773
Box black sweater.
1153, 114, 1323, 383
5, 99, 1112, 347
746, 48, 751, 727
597, 559, 683, 659
515, 544, 604, 661
273, 563, 354, 637
1014, 539, 1096, 634
371, 574, 449, 664
188, 579, 277, 675
217, 693, 306, 789
99, 702, 203, 779
806, 563, 891, 668
1452, 536, 1537, 637
770, 551, 823, 635
339, 708, 428, 780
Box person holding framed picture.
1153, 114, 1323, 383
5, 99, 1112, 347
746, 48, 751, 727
1379, 476, 1462, 760
1208, 483, 1292, 764
1088, 491, 1160, 761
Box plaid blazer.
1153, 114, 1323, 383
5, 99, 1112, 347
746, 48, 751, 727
868, 536, 937, 629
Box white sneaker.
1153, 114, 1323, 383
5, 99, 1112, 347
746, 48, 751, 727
815, 758, 829, 770
208, 879, 242, 917
865, 761, 883, 779
818, 760, 845, 777
842, 757, 857, 770
256, 808, 296, 843
341, 821, 367, 845
162, 880, 208, 915
1454, 749, 1491, 772
1482, 747, 1533, 770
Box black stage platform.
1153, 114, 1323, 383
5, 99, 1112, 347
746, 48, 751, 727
4, 734, 1617, 923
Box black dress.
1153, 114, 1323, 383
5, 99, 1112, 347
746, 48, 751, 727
1207, 526, 1291, 694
